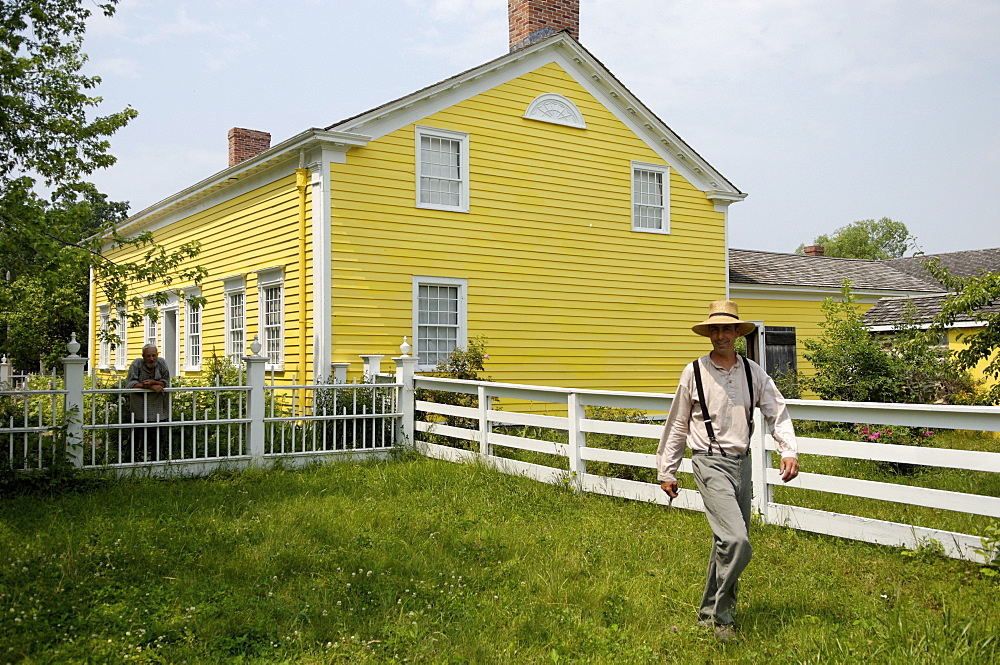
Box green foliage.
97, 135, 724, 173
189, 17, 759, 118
797, 217, 913, 259
854, 424, 936, 475
583, 406, 657, 483
313, 377, 395, 450
974, 521, 1000, 575
0, 1, 207, 354
415, 336, 491, 449
926, 259, 1000, 405
804, 282, 977, 404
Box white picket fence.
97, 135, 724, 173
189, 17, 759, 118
410, 375, 1000, 565
0, 348, 404, 477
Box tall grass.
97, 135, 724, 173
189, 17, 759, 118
1, 455, 997, 663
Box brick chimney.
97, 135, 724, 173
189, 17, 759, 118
509, 0, 579, 51
803, 245, 825, 257
228, 128, 271, 167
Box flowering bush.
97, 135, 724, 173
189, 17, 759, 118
855, 424, 935, 475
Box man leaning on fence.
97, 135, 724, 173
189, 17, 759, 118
656, 301, 799, 643
124, 344, 171, 462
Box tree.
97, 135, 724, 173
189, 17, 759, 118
803, 282, 977, 404
0, 1, 205, 363
926, 259, 1000, 405
796, 217, 913, 259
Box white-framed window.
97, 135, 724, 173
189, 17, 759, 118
144, 299, 158, 349
412, 276, 467, 370
98, 306, 111, 369
115, 308, 128, 370
631, 162, 669, 233
223, 276, 246, 364
416, 126, 470, 213
184, 289, 202, 371
257, 269, 284, 370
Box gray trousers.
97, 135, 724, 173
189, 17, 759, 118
692, 452, 753, 626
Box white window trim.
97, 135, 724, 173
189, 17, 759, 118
257, 268, 285, 371
223, 275, 246, 364
523, 93, 586, 129
115, 308, 128, 371
415, 125, 470, 213
143, 299, 158, 350
98, 306, 111, 369
184, 288, 202, 372
631, 161, 670, 234
412, 276, 468, 372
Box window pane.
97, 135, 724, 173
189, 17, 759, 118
417, 284, 459, 366
420, 135, 462, 207
633, 168, 664, 230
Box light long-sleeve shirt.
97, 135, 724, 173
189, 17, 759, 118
656, 355, 797, 484
125, 357, 171, 423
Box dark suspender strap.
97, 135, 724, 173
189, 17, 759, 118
692, 359, 726, 456
743, 356, 755, 436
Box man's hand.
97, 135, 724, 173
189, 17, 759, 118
660, 480, 678, 498
779, 457, 799, 482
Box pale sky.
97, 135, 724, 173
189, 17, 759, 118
81, 0, 1000, 255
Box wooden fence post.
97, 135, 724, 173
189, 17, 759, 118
749, 409, 771, 522
567, 392, 585, 492
330, 363, 350, 384
0, 355, 10, 388
61, 333, 86, 468
245, 337, 267, 464
360, 355, 384, 378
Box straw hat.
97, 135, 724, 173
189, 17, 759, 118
691, 300, 756, 337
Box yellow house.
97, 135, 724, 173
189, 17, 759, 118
90, 1, 748, 394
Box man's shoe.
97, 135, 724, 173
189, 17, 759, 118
696, 618, 714, 629
714, 624, 737, 643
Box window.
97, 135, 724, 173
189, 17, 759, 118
223, 276, 246, 364
413, 276, 467, 370
631, 162, 669, 233
764, 326, 797, 378
115, 309, 128, 370
185, 291, 202, 370
98, 307, 111, 369
416, 126, 469, 212
144, 305, 158, 349
257, 269, 284, 370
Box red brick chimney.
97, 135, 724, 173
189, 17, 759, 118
803, 245, 825, 257
509, 0, 579, 51
228, 128, 271, 167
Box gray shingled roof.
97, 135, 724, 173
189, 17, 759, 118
729, 249, 941, 291
886, 247, 1000, 287
863, 293, 1000, 327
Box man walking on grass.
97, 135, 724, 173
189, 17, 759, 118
657, 301, 799, 643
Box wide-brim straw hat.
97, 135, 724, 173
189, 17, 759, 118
691, 300, 757, 337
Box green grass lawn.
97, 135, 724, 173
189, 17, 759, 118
1, 454, 997, 664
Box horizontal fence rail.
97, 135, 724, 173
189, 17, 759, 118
413, 375, 1000, 564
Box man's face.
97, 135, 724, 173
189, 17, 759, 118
708, 324, 738, 353
142, 347, 158, 368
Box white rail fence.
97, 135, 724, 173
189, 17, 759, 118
411, 375, 1000, 565
1, 347, 404, 477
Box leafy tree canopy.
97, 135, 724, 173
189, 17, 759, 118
926, 259, 1000, 405
0, 1, 206, 367
796, 217, 913, 260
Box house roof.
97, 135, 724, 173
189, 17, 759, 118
863, 293, 1000, 328
729, 248, 941, 291
886, 247, 1000, 287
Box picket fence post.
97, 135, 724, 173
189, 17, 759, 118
0, 355, 10, 388
360, 355, 383, 378
61, 333, 86, 468
393, 352, 417, 451
567, 392, 585, 492
245, 337, 267, 464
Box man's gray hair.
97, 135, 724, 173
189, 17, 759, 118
142, 344, 159, 353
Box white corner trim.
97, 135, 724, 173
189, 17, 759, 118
523, 93, 586, 128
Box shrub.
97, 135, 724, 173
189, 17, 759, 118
415, 336, 491, 450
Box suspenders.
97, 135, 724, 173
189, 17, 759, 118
692, 356, 755, 457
